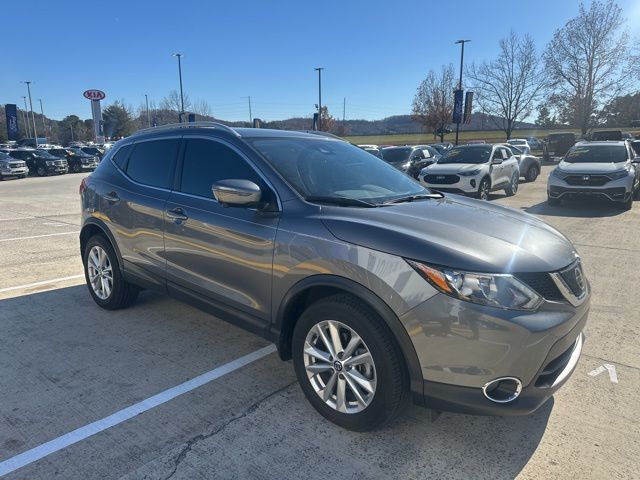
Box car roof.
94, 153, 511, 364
574, 141, 626, 147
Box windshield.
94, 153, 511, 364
248, 138, 428, 204
380, 147, 412, 163
507, 146, 523, 155
632, 142, 640, 156
508, 140, 526, 145
564, 145, 628, 163
0, 152, 10, 160
34, 149, 58, 159
437, 145, 492, 164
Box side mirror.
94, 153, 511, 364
411, 154, 421, 161
491, 157, 503, 165
212, 179, 263, 208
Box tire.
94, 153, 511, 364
72, 162, 82, 173
36, 165, 47, 177
292, 294, 407, 431
547, 196, 561, 206
83, 234, 139, 310
525, 166, 539, 182
505, 173, 519, 196
476, 177, 490, 200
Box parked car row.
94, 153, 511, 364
0, 145, 103, 180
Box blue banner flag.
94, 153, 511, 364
452, 90, 464, 124
5, 104, 19, 141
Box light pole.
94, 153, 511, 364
22, 81, 38, 146
454, 40, 471, 145
145, 94, 151, 128
172, 53, 185, 122
38, 99, 46, 136
70, 123, 74, 142
241, 96, 253, 124
21, 96, 31, 139
314, 67, 324, 130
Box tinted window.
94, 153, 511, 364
125, 140, 179, 188
437, 146, 492, 164
180, 139, 262, 198
380, 147, 412, 163
111, 144, 132, 169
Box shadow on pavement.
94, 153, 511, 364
523, 198, 627, 218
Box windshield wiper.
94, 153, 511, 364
383, 192, 444, 204
304, 196, 378, 208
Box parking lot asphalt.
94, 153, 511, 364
0, 168, 638, 479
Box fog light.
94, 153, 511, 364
470, 179, 476, 188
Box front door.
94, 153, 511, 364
163, 137, 280, 335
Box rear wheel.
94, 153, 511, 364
292, 294, 407, 431
505, 173, 519, 196
83, 234, 139, 310
525, 166, 539, 182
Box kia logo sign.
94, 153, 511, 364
83, 90, 106, 100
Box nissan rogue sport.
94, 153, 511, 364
79, 122, 589, 431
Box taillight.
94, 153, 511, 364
79, 178, 87, 195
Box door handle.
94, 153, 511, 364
166, 207, 188, 222
103, 191, 120, 203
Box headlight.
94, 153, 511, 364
551, 168, 566, 179
401, 161, 411, 170
609, 169, 630, 180
459, 169, 481, 177
45, 160, 55, 166
407, 260, 542, 311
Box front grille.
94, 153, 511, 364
55, 160, 66, 166
424, 174, 460, 184
9, 162, 24, 168
514, 272, 564, 301
564, 174, 609, 186
535, 339, 577, 388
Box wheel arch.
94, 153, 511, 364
80, 218, 124, 275
273, 275, 424, 403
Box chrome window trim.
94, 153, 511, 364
549, 259, 588, 307
178, 134, 282, 212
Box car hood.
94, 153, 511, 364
559, 161, 627, 173
421, 163, 484, 175
321, 195, 577, 273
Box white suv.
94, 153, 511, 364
419, 144, 520, 200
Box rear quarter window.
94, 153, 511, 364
111, 144, 132, 170
124, 139, 180, 189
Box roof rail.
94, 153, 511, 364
302, 130, 346, 141
131, 121, 240, 137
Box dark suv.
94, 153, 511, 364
543, 132, 576, 161
80, 123, 588, 430
4, 148, 68, 176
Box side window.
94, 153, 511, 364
501, 148, 511, 158
125, 139, 179, 189
111, 144, 132, 170
492, 149, 503, 160
180, 139, 263, 199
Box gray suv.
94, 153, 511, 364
80, 122, 589, 431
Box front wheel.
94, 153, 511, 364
525, 166, 539, 182
505, 173, 519, 196
36, 165, 47, 176
292, 294, 407, 431
72, 163, 82, 173
476, 177, 490, 200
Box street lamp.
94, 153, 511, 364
241, 96, 253, 124
172, 53, 185, 122
21, 96, 31, 139
454, 40, 471, 145
38, 99, 46, 135
314, 67, 324, 130
22, 81, 38, 146
145, 94, 151, 128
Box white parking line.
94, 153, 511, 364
0, 216, 34, 222
0, 344, 277, 477
0, 231, 79, 243
0, 274, 85, 294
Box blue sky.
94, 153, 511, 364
3, 0, 639, 122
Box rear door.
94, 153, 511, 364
501, 146, 519, 181
99, 137, 181, 286
489, 148, 505, 186
163, 136, 280, 336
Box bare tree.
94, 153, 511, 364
411, 64, 455, 142
160, 90, 191, 113
468, 31, 545, 139
319, 106, 336, 132
543, 0, 629, 134
192, 99, 213, 117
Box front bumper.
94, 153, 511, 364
1, 167, 29, 177
46, 165, 68, 174
401, 280, 590, 415
419, 174, 480, 194
548, 175, 633, 202
81, 162, 99, 170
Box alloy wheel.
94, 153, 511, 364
511, 174, 519, 194
87, 245, 114, 300
479, 180, 490, 200
303, 320, 377, 414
